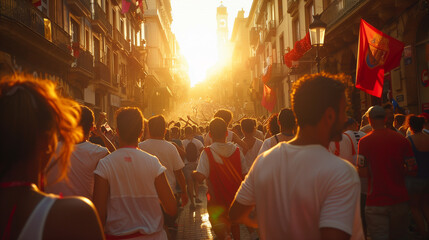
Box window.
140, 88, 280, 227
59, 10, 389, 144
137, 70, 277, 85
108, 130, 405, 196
120, 18, 125, 35
106, 47, 111, 69
278, 0, 283, 22
112, 10, 117, 30
292, 16, 300, 43
279, 34, 285, 63
305, 1, 315, 31
113, 53, 118, 77
93, 36, 100, 62
85, 29, 90, 51
70, 18, 80, 43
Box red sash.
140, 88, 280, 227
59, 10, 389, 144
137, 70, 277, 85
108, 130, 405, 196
105, 232, 146, 240
205, 147, 243, 208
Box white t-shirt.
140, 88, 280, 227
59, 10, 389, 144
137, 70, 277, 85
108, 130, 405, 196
254, 130, 264, 140
196, 142, 247, 178
235, 143, 363, 240
258, 135, 277, 155
45, 141, 109, 200
94, 148, 167, 239
138, 139, 185, 193
241, 138, 263, 172
182, 138, 204, 164
329, 133, 355, 165
204, 130, 234, 146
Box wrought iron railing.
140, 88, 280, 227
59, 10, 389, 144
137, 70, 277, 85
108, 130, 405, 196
0, 0, 44, 36
320, 0, 364, 29
51, 22, 70, 52
92, 3, 112, 36
75, 49, 94, 73
95, 61, 111, 84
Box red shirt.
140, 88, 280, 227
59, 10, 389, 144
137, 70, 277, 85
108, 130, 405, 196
358, 128, 413, 206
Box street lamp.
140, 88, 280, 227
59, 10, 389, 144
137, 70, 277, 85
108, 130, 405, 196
309, 14, 327, 73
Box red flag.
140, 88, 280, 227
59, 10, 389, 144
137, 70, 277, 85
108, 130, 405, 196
261, 84, 276, 112
356, 19, 404, 97
122, 0, 136, 13
283, 32, 311, 67
32, 0, 41, 7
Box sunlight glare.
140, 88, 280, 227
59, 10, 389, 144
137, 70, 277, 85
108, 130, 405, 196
171, 0, 252, 87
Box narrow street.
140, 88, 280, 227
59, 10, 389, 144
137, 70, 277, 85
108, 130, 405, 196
176, 184, 251, 240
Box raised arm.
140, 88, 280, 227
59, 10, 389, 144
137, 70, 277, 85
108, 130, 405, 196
232, 132, 249, 154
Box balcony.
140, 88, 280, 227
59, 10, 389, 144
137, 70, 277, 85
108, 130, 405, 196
91, 3, 112, 36
287, 0, 299, 14
69, 48, 93, 85
113, 29, 125, 48
320, 0, 364, 29
67, 0, 91, 17
0, 0, 44, 37
75, 49, 94, 73
94, 61, 112, 86
51, 22, 70, 53
264, 20, 276, 42
249, 27, 259, 47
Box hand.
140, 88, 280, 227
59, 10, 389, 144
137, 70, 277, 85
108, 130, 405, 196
96, 112, 107, 128
180, 192, 188, 207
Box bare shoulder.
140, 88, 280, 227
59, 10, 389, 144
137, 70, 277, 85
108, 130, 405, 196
44, 197, 104, 240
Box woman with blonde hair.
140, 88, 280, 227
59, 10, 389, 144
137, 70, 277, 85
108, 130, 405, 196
0, 75, 104, 239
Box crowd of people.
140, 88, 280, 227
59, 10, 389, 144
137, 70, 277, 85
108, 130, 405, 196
0, 73, 428, 240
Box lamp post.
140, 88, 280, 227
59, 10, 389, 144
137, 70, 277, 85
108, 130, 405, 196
309, 14, 327, 73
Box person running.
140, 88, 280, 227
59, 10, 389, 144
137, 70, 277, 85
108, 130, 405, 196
182, 126, 204, 209
230, 73, 364, 240
93, 107, 177, 239
193, 118, 247, 240
406, 115, 429, 239
241, 118, 263, 172
258, 108, 296, 155
0, 75, 104, 239
138, 115, 187, 238
203, 109, 248, 153
45, 106, 111, 200
357, 105, 416, 240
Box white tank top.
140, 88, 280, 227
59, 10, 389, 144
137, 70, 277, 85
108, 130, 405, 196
17, 195, 57, 240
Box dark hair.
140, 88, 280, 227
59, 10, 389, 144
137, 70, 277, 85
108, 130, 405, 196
394, 114, 406, 126
80, 106, 94, 136
192, 125, 197, 134
383, 102, 393, 111
171, 126, 179, 135
214, 109, 233, 125
209, 117, 227, 140
278, 108, 296, 130
291, 73, 346, 127
148, 115, 166, 138
267, 113, 280, 135
185, 126, 193, 135
241, 118, 256, 134
408, 115, 425, 133
116, 107, 143, 143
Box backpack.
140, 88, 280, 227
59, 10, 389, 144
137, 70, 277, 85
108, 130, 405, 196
185, 140, 199, 162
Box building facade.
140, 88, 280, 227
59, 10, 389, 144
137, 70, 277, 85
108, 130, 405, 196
0, 0, 188, 126
246, 0, 429, 117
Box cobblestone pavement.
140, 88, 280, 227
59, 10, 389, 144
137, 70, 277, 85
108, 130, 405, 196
176, 184, 251, 240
